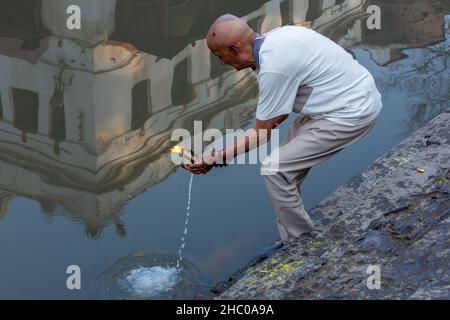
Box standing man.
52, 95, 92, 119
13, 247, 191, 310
183, 14, 382, 246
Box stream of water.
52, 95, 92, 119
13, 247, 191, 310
177, 173, 194, 269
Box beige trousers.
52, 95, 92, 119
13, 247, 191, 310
261, 114, 377, 243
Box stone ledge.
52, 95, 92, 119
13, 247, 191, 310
215, 111, 450, 300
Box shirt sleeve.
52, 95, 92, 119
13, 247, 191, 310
256, 72, 300, 121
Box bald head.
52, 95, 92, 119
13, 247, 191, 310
207, 14, 254, 50
206, 14, 257, 71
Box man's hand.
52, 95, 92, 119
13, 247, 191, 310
182, 152, 226, 175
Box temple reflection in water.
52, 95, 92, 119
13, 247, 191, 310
0, 0, 447, 238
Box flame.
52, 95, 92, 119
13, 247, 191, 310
170, 146, 185, 154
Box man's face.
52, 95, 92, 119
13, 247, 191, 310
210, 45, 247, 71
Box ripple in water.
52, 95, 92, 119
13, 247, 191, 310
92, 252, 205, 299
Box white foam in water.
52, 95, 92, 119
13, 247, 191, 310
122, 266, 180, 297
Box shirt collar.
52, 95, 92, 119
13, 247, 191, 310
252, 33, 265, 70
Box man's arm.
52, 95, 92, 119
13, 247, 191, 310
184, 114, 288, 174
218, 114, 289, 163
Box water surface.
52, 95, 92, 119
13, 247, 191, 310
0, 0, 448, 298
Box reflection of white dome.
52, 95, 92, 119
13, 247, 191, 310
0, 0, 263, 233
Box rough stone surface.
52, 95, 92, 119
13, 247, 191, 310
214, 112, 450, 300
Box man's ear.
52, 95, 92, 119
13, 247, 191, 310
229, 44, 239, 56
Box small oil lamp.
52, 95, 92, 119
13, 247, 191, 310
170, 146, 198, 164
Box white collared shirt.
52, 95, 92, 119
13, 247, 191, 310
254, 26, 382, 126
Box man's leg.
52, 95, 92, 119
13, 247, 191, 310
262, 116, 376, 243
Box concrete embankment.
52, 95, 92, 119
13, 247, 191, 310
213, 111, 450, 299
